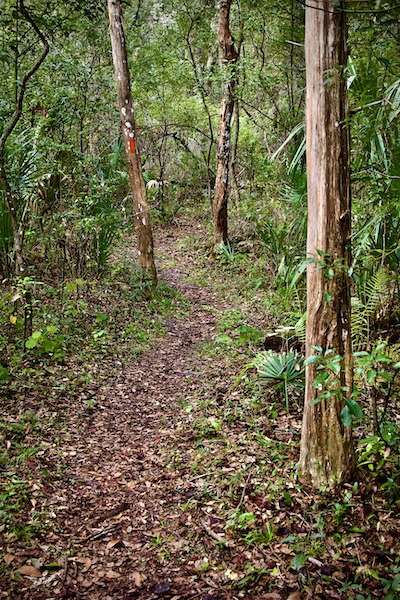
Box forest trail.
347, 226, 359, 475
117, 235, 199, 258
13, 220, 237, 600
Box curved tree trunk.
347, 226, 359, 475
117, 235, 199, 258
213, 0, 238, 246
299, 0, 354, 487
0, 0, 49, 274
108, 0, 157, 292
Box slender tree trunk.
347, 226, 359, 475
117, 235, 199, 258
185, 23, 215, 210
0, 0, 49, 275
108, 0, 157, 291
299, 0, 354, 487
213, 0, 238, 246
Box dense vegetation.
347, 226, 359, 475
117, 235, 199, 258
0, 1, 399, 598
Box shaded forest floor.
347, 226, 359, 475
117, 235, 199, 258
1, 217, 399, 600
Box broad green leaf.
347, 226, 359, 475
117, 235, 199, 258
341, 405, 352, 428
293, 552, 307, 570
379, 372, 393, 382
25, 338, 38, 349
346, 398, 363, 419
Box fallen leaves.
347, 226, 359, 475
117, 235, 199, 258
153, 580, 171, 594
131, 571, 146, 586
17, 565, 42, 578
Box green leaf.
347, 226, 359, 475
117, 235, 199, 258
375, 355, 391, 363
281, 535, 297, 543
46, 325, 57, 335
25, 338, 38, 349
0, 366, 10, 381
305, 354, 320, 365
365, 568, 380, 580
31, 331, 42, 340
311, 346, 323, 353
379, 372, 393, 382
314, 371, 329, 385
366, 369, 376, 383
293, 552, 307, 570
341, 405, 353, 428
346, 398, 363, 420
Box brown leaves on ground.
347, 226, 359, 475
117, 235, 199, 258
0, 219, 398, 600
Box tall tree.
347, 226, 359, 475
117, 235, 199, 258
0, 0, 49, 274
213, 0, 238, 246
299, 0, 353, 487
107, 0, 157, 291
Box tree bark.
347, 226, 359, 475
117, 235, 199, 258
108, 0, 157, 291
213, 0, 238, 246
299, 0, 354, 487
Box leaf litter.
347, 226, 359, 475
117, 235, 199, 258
0, 218, 399, 599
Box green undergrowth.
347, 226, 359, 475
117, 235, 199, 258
173, 351, 400, 599
0, 409, 55, 544
170, 225, 400, 599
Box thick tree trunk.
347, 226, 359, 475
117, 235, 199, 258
108, 0, 157, 291
213, 0, 238, 246
299, 0, 354, 487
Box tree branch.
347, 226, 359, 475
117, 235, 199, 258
0, 0, 49, 158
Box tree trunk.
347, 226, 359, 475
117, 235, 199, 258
299, 0, 354, 487
213, 0, 238, 246
107, 0, 157, 291
0, 0, 49, 275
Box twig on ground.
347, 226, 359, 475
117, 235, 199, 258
236, 467, 253, 511
86, 524, 123, 541
94, 502, 130, 524
201, 521, 227, 545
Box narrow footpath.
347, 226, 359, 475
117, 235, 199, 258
15, 221, 234, 600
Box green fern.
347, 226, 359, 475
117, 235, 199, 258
352, 268, 392, 346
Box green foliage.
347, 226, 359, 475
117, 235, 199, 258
250, 350, 305, 413
305, 348, 363, 428
25, 325, 65, 360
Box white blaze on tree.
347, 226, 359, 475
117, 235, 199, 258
107, 0, 157, 291
299, 0, 354, 487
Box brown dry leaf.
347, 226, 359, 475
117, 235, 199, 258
287, 592, 302, 600
260, 594, 281, 600
126, 481, 136, 489
17, 565, 42, 578
105, 569, 121, 579
132, 571, 146, 587
3, 554, 15, 565
70, 556, 92, 571
106, 539, 122, 550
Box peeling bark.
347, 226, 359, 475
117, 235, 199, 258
299, 0, 354, 487
213, 0, 238, 246
108, 0, 157, 291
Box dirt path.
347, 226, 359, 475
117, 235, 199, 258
12, 221, 235, 600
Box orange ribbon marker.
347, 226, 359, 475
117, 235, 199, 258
129, 138, 136, 154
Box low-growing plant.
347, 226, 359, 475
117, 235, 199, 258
243, 350, 305, 413
25, 325, 65, 360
